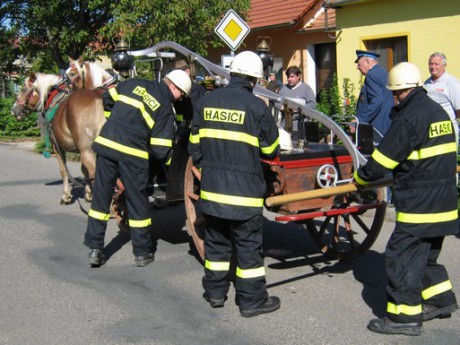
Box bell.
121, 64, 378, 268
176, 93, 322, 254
114, 37, 130, 52
111, 36, 134, 77
257, 40, 270, 52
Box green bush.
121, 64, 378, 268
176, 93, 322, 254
316, 73, 358, 119
0, 97, 41, 137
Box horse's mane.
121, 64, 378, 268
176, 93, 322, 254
67, 58, 113, 89
85, 62, 113, 86
29, 73, 61, 113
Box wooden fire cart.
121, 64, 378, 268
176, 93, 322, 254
128, 42, 388, 262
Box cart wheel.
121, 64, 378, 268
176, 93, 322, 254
303, 190, 386, 260
184, 157, 205, 260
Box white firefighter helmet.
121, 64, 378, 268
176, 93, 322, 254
278, 127, 293, 150
166, 69, 192, 97
387, 62, 423, 91
229, 51, 264, 79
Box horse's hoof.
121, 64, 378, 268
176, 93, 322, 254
60, 198, 72, 205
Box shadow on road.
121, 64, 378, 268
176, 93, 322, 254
101, 200, 191, 261
352, 249, 388, 317
262, 216, 388, 315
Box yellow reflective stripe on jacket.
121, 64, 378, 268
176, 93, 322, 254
353, 170, 369, 185
236, 266, 265, 279
372, 149, 399, 170
117, 95, 155, 129
150, 137, 173, 147
261, 137, 279, 155
88, 208, 110, 221
109, 87, 119, 100
422, 280, 453, 300
199, 128, 259, 148
396, 210, 458, 224
201, 189, 264, 207
165, 156, 171, 166
104, 110, 111, 118
128, 218, 152, 228
189, 132, 200, 144
387, 302, 422, 316
407, 142, 457, 160
95, 136, 149, 159
205, 260, 230, 271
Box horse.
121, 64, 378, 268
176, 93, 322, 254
11, 72, 109, 205
48, 88, 106, 204
66, 57, 114, 90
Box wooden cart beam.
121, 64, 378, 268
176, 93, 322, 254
265, 177, 392, 207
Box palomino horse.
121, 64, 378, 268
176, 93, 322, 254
66, 57, 114, 90
11, 72, 110, 205
49, 88, 106, 204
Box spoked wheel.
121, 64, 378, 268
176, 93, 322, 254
301, 190, 387, 260
183, 157, 205, 260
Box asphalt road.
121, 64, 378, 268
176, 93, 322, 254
1, 141, 459, 345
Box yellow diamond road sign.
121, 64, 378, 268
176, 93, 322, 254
215, 9, 250, 51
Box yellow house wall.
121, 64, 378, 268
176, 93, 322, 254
335, 0, 460, 91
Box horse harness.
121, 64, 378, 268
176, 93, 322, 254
14, 85, 41, 118
67, 62, 86, 89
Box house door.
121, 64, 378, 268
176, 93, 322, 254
315, 42, 337, 99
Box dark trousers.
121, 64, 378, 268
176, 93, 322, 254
202, 213, 268, 310
385, 227, 457, 323
84, 155, 152, 256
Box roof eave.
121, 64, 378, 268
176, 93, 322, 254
249, 21, 297, 31
324, 0, 373, 8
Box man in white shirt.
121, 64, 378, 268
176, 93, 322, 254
424, 52, 460, 145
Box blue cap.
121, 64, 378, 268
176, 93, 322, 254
355, 50, 380, 63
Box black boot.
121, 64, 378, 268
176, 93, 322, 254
423, 303, 458, 321
240, 296, 280, 318
134, 253, 154, 267
203, 293, 227, 308
89, 249, 105, 267
367, 317, 422, 336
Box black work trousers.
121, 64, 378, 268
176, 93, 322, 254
202, 213, 268, 310
385, 226, 457, 323
84, 155, 152, 256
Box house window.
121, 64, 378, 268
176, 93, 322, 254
364, 36, 408, 71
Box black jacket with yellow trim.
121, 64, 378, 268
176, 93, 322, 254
188, 77, 280, 220
94, 78, 175, 167
355, 87, 458, 237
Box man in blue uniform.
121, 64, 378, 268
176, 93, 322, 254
84, 70, 191, 267
188, 51, 281, 318
355, 50, 394, 138
355, 62, 458, 336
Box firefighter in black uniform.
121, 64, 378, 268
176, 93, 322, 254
354, 62, 458, 335
84, 69, 192, 267
188, 51, 281, 318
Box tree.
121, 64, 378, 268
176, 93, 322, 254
1, 0, 23, 97
2, 0, 250, 72
102, 0, 250, 56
